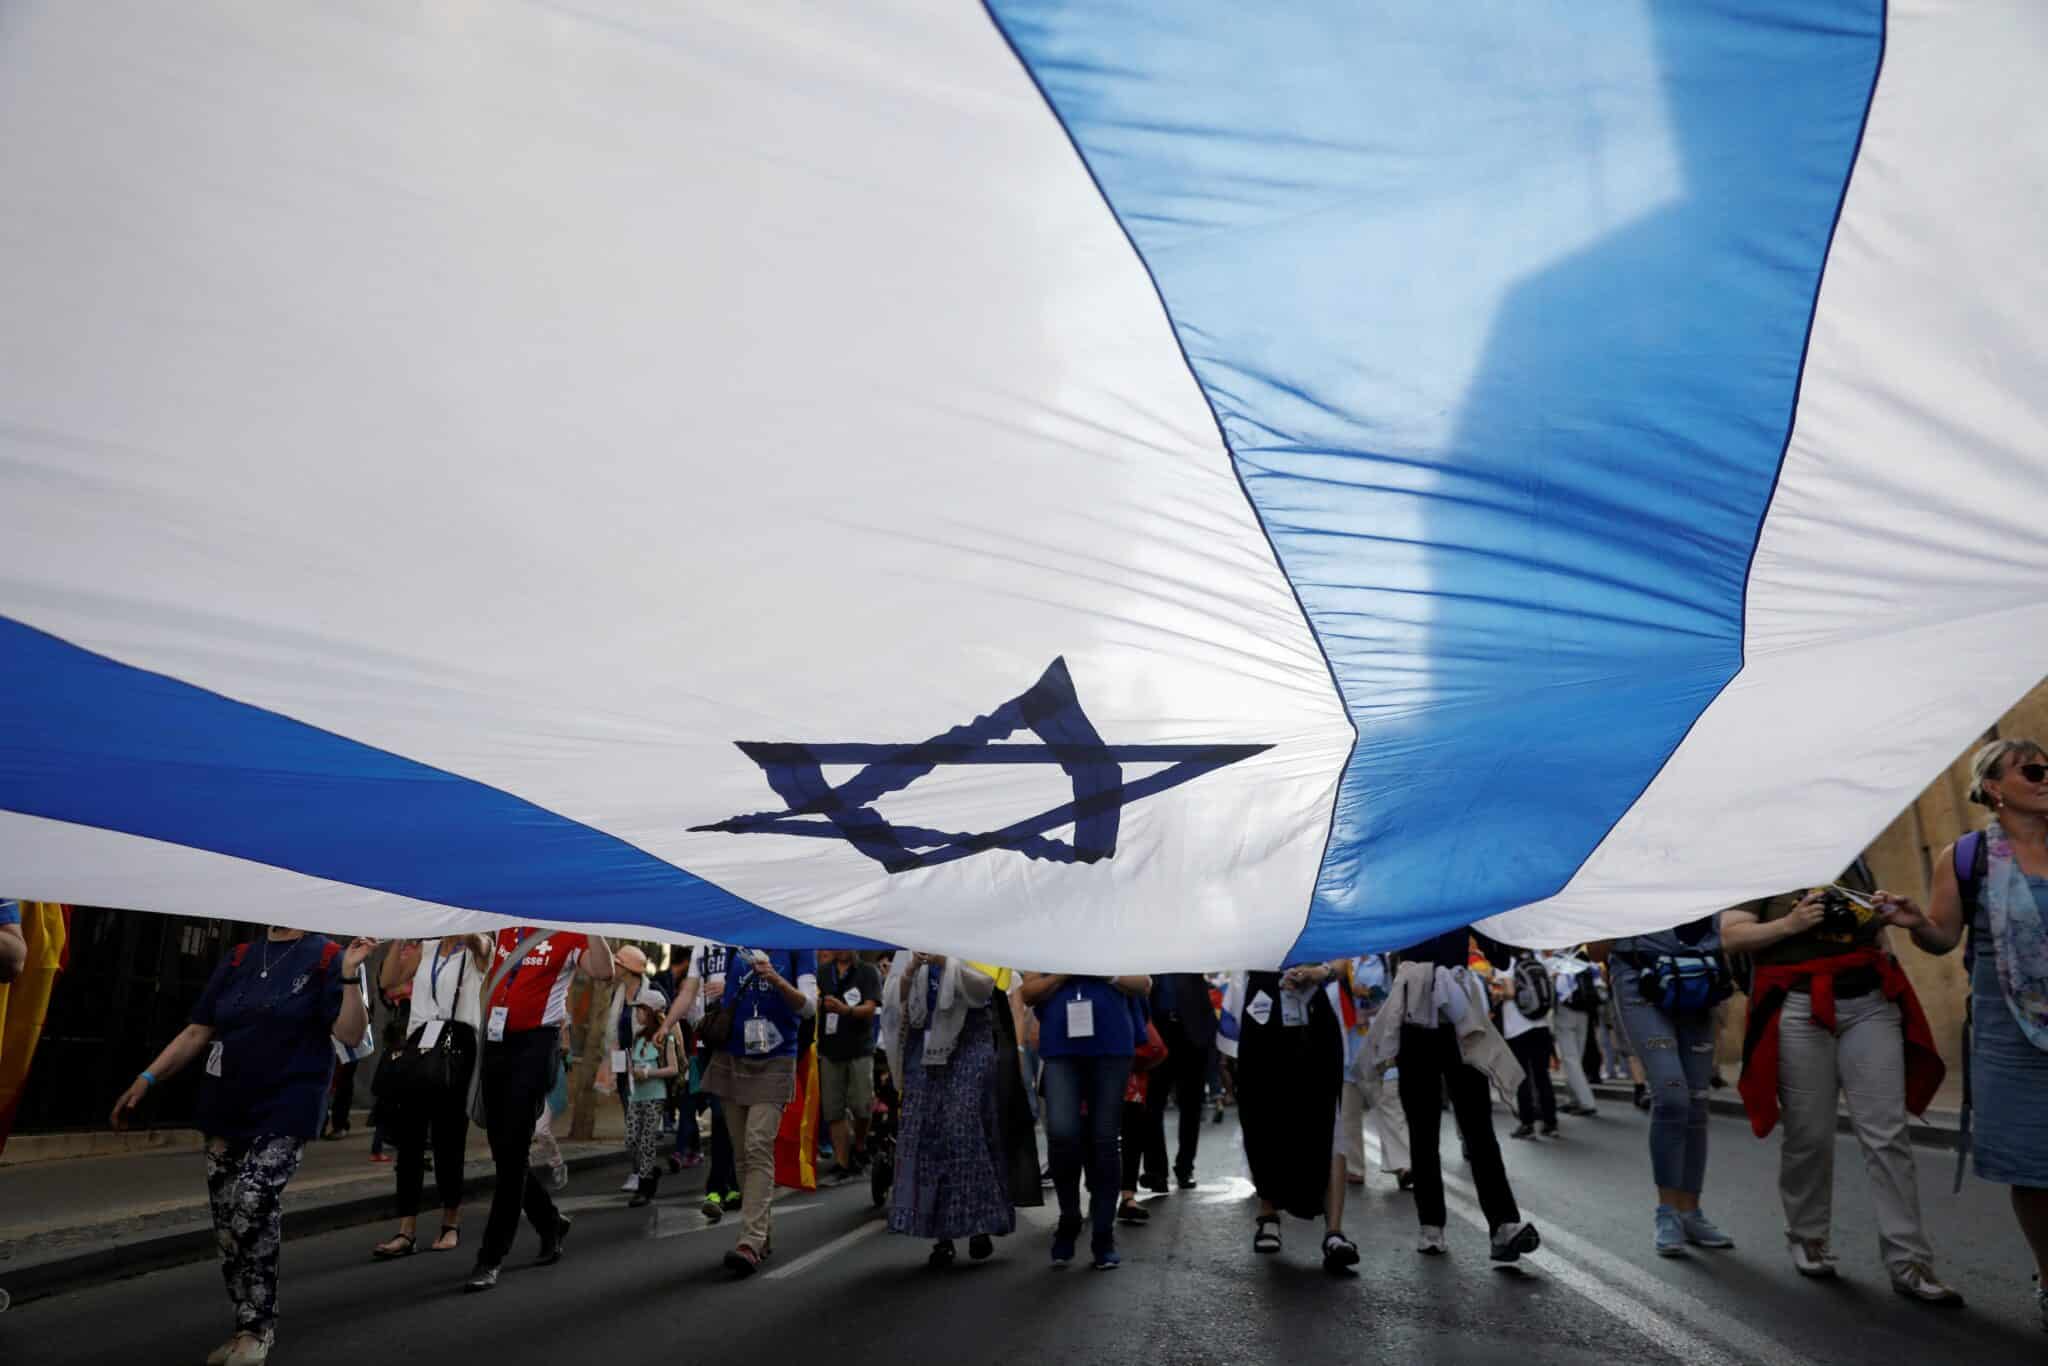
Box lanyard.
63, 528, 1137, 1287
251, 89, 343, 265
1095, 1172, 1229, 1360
430, 944, 459, 1005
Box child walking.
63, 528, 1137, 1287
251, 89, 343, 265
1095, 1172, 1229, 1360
626, 988, 680, 1208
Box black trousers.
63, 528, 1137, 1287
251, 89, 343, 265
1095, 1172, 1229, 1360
1141, 1017, 1211, 1184
1509, 1027, 1557, 1128
1396, 1023, 1520, 1232
1119, 1099, 1149, 1192
478, 1028, 562, 1267
389, 1069, 473, 1219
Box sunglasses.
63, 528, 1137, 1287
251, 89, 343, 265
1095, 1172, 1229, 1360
2015, 762, 2048, 784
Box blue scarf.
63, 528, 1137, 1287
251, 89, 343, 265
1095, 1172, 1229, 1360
1980, 821, 2048, 1050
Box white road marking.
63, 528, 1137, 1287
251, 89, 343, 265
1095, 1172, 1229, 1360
763, 1217, 884, 1279
649, 1199, 819, 1239
1365, 1134, 1808, 1366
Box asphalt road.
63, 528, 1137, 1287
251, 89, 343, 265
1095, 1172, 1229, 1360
6, 1097, 2042, 1365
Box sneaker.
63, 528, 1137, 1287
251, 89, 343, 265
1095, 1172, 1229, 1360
1678, 1209, 1734, 1250
550, 1161, 569, 1192
1050, 1214, 1082, 1265
1788, 1236, 1838, 1279
1176, 1173, 1198, 1190
1654, 1206, 1686, 1257
701, 1191, 725, 1220
1116, 1199, 1150, 1225
222, 1329, 274, 1366
1508, 1124, 1535, 1140
681, 1152, 705, 1169
1890, 1262, 1964, 1307
1395, 1170, 1414, 1192
368, 1152, 394, 1165
1417, 1225, 1448, 1255
620, 1174, 640, 1194
722, 1244, 761, 1278
725, 1188, 743, 1209
1490, 1220, 1540, 1263
463, 1262, 500, 1293
1633, 1084, 1651, 1111
1539, 1124, 1559, 1138
1090, 1235, 1120, 1271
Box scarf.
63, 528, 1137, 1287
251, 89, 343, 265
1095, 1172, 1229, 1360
1980, 821, 2048, 1050
880, 952, 994, 1079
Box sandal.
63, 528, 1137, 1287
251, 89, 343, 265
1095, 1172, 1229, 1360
431, 1224, 460, 1253
1322, 1231, 1361, 1272
1253, 1215, 1281, 1255
371, 1233, 416, 1261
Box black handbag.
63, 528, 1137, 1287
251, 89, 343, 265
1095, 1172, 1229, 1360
376, 952, 477, 1098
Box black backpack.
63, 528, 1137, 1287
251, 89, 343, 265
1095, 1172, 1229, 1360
1510, 956, 1554, 1021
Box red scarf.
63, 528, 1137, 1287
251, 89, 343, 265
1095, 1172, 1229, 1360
1737, 949, 1944, 1139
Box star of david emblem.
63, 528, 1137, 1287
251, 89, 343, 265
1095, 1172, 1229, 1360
691, 658, 1270, 874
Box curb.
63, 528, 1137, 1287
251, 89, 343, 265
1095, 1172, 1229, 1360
0, 1146, 632, 1307
1587, 1083, 1961, 1150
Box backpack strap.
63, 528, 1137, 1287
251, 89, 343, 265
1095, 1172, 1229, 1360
230, 943, 250, 968
1954, 830, 1987, 916
317, 939, 342, 974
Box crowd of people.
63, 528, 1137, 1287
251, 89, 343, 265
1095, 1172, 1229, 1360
96, 739, 2048, 1361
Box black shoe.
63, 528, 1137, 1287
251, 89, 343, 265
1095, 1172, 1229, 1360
1633, 1084, 1651, 1111
1509, 1124, 1536, 1140
464, 1263, 500, 1293
928, 1239, 957, 1268
968, 1233, 994, 1262
1395, 1170, 1415, 1192
1176, 1173, 1198, 1190
1540, 1125, 1559, 1138
1117, 1199, 1150, 1225
535, 1215, 571, 1265
1139, 1175, 1168, 1194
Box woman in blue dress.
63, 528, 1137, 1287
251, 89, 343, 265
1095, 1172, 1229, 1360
883, 951, 1015, 1266
1885, 738, 2048, 1335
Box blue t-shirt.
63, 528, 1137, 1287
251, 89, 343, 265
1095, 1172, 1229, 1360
718, 949, 817, 1060
0, 900, 19, 928
190, 935, 345, 1140
1035, 976, 1139, 1058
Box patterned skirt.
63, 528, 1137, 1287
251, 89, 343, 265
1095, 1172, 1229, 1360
888, 1008, 1017, 1240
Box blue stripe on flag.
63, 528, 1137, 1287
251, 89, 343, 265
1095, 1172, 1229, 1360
987, 0, 1885, 956
0, 616, 879, 948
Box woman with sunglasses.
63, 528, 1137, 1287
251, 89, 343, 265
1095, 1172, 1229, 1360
1865, 739, 2048, 1334
1722, 879, 1961, 1304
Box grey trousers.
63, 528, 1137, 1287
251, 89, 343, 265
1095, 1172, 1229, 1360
1550, 1008, 1597, 1111
1776, 990, 1934, 1273
1340, 1076, 1410, 1178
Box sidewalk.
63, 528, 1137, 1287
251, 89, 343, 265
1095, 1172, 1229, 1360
1586, 1074, 1963, 1148
0, 1105, 636, 1305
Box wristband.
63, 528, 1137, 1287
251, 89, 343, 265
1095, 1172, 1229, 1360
341, 975, 363, 985
139, 1070, 157, 1089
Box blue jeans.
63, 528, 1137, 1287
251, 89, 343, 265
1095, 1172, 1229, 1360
1041, 1054, 1131, 1241
1612, 961, 1715, 1194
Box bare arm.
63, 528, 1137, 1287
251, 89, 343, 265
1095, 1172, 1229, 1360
581, 935, 616, 982
1719, 898, 1825, 955
661, 974, 703, 1037
377, 940, 412, 993
111, 1023, 216, 1128
0, 924, 24, 984
1109, 974, 1152, 997
1018, 972, 1067, 1007
1873, 851, 1965, 955
334, 938, 378, 1044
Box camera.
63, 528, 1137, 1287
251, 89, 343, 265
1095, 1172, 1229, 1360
1815, 888, 1866, 935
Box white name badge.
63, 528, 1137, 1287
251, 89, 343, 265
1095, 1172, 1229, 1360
205, 1041, 224, 1077
744, 1016, 782, 1055
610, 1049, 628, 1075
825, 1014, 841, 1036
1245, 991, 1274, 1027
487, 1006, 508, 1042
417, 1019, 445, 1052
1281, 989, 1309, 1028
843, 987, 863, 1007
1065, 997, 1095, 1039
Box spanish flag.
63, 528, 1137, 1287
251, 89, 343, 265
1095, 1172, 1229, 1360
772, 1040, 820, 1191
0, 902, 70, 1156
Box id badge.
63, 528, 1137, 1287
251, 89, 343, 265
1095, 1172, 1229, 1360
205, 1041, 224, 1077
417, 1020, 445, 1052
743, 1016, 778, 1055
825, 1013, 841, 1036
1281, 989, 1309, 1028
610, 1049, 629, 1074
844, 987, 863, 1007
487, 1006, 508, 1042
1245, 991, 1274, 1027
1065, 997, 1095, 1040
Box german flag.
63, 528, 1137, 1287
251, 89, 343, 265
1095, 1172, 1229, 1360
0, 902, 71, 1156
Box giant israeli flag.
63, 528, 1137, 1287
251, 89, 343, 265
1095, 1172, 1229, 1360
2, 2, 2044, 969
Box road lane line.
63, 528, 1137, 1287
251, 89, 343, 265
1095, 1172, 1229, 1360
1365, 1134, 1807, 1366
763, 1216, 884, 1279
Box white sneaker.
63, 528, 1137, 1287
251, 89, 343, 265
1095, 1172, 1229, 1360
222, 1330, 273, 1366
552, 1161, 570, 1192
1890, 1262, 1964, 1307
1417, 1225, 1448, 1255
1788, 1237, 1837, 1279
620, 1173, 640, 1193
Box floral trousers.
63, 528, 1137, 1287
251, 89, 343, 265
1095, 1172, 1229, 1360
625, 1098, 665, 1179
204, 1135, 305, 1333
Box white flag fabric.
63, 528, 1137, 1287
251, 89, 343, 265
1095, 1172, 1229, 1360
1, 2, 2044, 969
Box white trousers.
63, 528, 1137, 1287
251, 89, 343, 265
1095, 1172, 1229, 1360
1776, 991, 1933, 1273
1341, 1076, 1411, 1178
1550, 1008, 1597, 1111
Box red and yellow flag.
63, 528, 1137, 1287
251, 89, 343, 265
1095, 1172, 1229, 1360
0, 902, 71, 1156
773, 1041, 820, 1191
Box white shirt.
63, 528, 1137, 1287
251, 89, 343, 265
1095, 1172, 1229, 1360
409, 940, 485, 1032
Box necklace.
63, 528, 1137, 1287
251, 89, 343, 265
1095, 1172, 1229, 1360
258, 937, 278, 979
